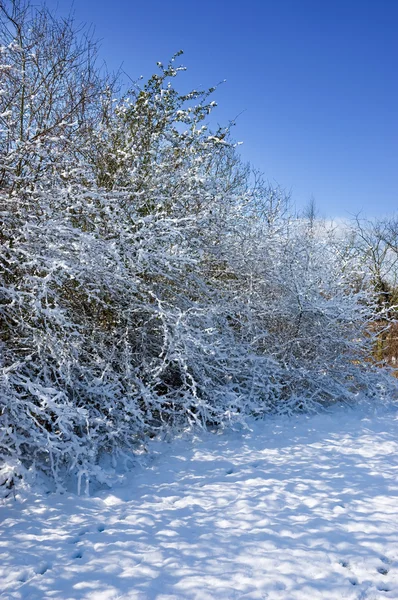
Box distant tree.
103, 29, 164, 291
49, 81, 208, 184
302, 195, 318, 233
354, 216, 398, 365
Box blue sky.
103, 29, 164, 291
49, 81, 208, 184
46, 0, 397, 218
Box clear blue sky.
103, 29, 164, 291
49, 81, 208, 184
46, 0, 397, 218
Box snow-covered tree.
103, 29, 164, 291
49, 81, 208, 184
1, 0, 395, 495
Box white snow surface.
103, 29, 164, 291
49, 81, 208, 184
1, 404, 398, 600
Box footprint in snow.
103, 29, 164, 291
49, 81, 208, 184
378, 566, 389, 576
72, 550, 83, 559
69, 528, 88, 544
225, 468, 234, 475
349, 577, 358, 586
97, 523, 106, 532
338, 559, 349, 568
34, 562, 50, 575
69, 536, 81, 544
377, 584, 391, 593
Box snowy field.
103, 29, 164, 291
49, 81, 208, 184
1, 404, 398, 600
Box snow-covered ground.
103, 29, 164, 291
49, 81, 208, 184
1, 404, 398, 600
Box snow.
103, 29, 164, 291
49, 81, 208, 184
1, 404, 398, 600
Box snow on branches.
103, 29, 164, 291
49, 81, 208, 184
0, 1, 395, 494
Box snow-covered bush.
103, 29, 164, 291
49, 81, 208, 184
0, 0, 395, 493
